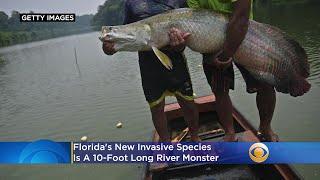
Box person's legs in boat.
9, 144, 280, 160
202, 54, 237, 142
256, 84, 278, 141
236, 63, 278, 142
214, 89, 236, 141
176, 95, 200, 142
150, 99, 171, 142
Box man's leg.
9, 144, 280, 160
149, 100, 169, 171
214, 90, 237, 141
176, 96, 200, 141
202, 55, 237, 142
150, 99, 171, 142
256, 84, 278, 142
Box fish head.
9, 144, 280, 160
100, 23, 152, 51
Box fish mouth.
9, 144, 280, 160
105, 32, 136, 42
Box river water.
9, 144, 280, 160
0, 2, 319, 180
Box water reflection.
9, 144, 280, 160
254, 1, 320, 85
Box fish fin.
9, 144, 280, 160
289, 76, 311, 97
285, 36, 310, 78
152, 47, 173, 70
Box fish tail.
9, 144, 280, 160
284, 35, 311, 97
289, 76, 311, 97
285, 36, 310, 78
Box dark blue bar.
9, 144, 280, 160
0, 140, 71, 164
72, 142, 320, 164
1, 142, 320, 164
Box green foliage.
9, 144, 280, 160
0, 11, 9, 29
91, 0, 320, 30
91, 0, 125, 30
0, 56, 4, 64
0, 11, 94, 47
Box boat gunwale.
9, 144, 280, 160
143, 94, 301, 180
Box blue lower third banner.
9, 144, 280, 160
72, 142, 320, 164
1, 141, 320, 164
0, 140, 71, 164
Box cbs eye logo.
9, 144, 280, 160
249, 143, 269, 163
19, 140, 70, 164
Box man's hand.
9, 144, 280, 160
102, 41, 116, 55
211, 50, 233, 71
168, 28, 191, 52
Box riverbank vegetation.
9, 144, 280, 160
0, 56, 4, 64
91, 0, 125, 29
1, 0, 318, 47
91, 0, 319, 28
0, 11, 93, 47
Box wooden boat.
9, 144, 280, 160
143, 95, 301, 180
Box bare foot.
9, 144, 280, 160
223, 133, 238, 142
258, 129, 279, 142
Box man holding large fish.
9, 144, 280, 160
184, 0, 275, 141
102, 0, 201, 143
101, 0, 310, 142
181, 0, 309, 141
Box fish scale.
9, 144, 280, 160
101, 8, 310, 97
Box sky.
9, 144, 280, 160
0, 0, 106, 16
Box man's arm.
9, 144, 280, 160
170, 0, 250, 60
123, 0, 131, 25
219, 0, 251, 60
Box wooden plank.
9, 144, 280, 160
232, 104, 302, 180
171, 127, 189, 143
145, 95, 301, 180
165, 94, 216, 120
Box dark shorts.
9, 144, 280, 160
202, 54, 261, 93
139, 50, 194, 108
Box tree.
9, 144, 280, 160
8, 11, 20, 31
0, 11, 9, 30
92, 0, 125, 29
0, 10, 94, 47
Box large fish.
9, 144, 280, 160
100, 8, 310, 97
